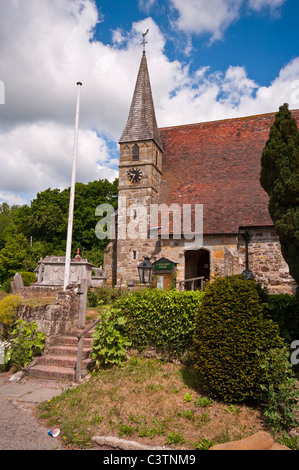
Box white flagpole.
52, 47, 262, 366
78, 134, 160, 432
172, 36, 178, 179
64, 82, 82, 291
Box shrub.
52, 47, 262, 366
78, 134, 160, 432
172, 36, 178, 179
258, 346, 299, 433
5, 319, 46, 372
1, 277, 13, 293
91, 307, 132, 369
265, 294, 299, 343
192, 275, 284, 403
0, 294, 21, 340
115, 289, 204, 359
87, 287, 128, 307
19, 272, 36, 286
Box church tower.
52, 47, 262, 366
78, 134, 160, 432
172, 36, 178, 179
118, 49, 163, 204
116, 44, 163, 285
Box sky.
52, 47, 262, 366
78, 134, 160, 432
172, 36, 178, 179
0, 0, 298, 207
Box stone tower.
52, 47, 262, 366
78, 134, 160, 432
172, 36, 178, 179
115, 49, 163, 285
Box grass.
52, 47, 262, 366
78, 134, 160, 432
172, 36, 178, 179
21, 297, 56, 307
37, 355, 266, 450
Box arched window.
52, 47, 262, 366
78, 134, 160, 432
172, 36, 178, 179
132, 144, 139, 161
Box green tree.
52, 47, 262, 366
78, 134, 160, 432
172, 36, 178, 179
0, 179, 118, 282
0, 203, 21, 249
260, 103, 299, 296
0, 231, 30, 282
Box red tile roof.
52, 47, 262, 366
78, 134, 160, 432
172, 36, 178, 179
158, 110, 299, 235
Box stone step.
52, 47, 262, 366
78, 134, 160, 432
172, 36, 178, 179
55, 335, 93, 347
38, 354, 92, 368
48, 344, 91, 358
27, 364, 77, 381
26, 327, 96, 381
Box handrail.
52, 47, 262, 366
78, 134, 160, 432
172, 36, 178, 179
75, 318, 100, 383
178, 276, 205, 291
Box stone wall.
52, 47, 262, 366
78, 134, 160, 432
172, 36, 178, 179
19, 285, 63, 300
104, 225, 297, 294
239, 227, 297, 294
18, 287, 80, 347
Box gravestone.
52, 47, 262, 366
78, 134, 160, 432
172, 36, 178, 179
11, 272, 24, 295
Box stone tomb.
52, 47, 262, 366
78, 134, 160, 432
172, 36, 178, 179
36, 254, 93, 287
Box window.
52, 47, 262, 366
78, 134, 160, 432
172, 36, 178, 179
132, 144, 139, 161
133, 250, 137, 260
156, 151, 158, 166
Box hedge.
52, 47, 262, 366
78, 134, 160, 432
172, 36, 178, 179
114, 288, 204, 359
265, 293, 299, 343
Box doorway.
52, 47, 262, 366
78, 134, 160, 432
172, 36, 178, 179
184, 249, 210, 290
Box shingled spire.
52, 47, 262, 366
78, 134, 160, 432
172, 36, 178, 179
119, 51, 163, 152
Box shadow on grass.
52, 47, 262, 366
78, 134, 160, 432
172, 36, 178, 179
179, 365, 209, 396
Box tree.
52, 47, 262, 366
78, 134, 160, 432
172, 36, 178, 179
0, 231, 30, 282
260, 103, 299, 296
14, 178, 118, 269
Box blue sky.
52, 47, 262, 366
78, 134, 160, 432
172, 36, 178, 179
0, 0, 298, 206
96, 0, 298, 87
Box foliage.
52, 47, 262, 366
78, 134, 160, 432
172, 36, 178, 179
1, 277, 13, 293
87, 286, 128, 307
114, 289, 205, 359
192, 275, 284, 403
0, 179, 118, 283
19, 271, 36, 286
265, 293, 299, 343
91, 307, 132, 369
0, 294, 21, 340
260, 103, 299, 296
258, 346, 299, 433
16, 179, 118, 254
0, 231, 30, 283
5, 319, 46, 372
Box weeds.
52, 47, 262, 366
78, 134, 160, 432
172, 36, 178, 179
38, 357, 268, 450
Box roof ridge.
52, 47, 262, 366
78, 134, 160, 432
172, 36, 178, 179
158, 108, 299, 131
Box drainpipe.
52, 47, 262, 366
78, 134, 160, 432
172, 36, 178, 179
241, 230, 254, 281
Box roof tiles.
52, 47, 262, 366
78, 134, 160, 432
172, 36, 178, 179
158, 110, 299, 234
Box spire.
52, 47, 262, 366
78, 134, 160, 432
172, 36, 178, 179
119, 51, 163, 152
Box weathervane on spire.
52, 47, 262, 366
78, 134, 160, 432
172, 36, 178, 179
141, 29, 149, 54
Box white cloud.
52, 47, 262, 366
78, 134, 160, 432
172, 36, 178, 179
169, 0, 243, 43
169, 0, 287, 43
156, 59, 299, 127
0, 122, 117, 197
138, 0, 157, 14
248, 0, 286, 13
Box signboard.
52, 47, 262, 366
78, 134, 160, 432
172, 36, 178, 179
153, 258, 177, 274
154, 261, 174, 271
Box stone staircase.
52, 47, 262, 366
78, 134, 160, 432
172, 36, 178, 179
25, 329, 94, 382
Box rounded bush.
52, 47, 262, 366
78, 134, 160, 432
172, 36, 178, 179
19, 272, 36, 286
192, 275, 284, 403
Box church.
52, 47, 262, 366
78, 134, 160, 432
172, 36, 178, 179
103, 47, 299, 295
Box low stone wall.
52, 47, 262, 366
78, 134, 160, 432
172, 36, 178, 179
19, 285, 63, 300
18, 288, 79, 347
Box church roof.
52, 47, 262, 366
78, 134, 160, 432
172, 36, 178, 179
119, 52, 163, 152
158, 109, 299, 235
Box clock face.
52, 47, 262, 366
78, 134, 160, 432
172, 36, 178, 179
127, 167, 143, 183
